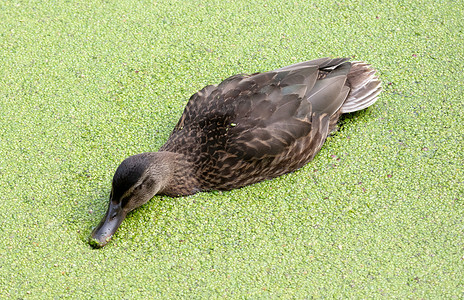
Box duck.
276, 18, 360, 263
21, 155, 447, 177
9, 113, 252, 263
89, 57, 381, 248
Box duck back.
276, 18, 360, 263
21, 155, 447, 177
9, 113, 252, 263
160, 58, 381, 192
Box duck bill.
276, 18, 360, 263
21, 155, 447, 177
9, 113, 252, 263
89, 202, 127, 248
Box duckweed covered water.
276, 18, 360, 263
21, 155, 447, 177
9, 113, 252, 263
1, 0, 463, 297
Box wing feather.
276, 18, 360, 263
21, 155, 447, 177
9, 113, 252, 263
166, 58, 352, 163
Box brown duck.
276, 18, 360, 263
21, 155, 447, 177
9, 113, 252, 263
89, 57, 381, 248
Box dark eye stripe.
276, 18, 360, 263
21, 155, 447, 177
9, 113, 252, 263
135, 177, 152, 191
119, 177, 154, 207
141, 177, 151, 186
121, 195, 130, 207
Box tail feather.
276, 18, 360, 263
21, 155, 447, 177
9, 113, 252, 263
341, 62, 381, 113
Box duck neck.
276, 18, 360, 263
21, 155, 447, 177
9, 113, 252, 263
155, 151, 201, 197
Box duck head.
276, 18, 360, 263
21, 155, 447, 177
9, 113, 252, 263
89, 152, 172, 248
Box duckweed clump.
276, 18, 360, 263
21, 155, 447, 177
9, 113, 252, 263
0, 0, 463, 298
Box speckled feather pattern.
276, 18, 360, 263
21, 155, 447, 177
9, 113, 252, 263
159, 58, 381, 195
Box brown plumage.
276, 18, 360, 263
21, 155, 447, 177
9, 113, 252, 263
89, 57, 381, 248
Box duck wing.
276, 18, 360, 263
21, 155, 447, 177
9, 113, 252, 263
226, 58, 352, 160
164, 58, 351, 161
172, 58, 350, 130
159, 58, 380, 191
